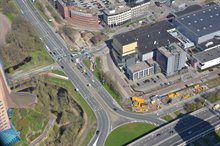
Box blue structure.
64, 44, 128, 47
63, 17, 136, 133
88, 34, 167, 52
0, 110, 20, 146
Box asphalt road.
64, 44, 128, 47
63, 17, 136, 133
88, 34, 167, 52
14, 0, 110, 145
14, 1, 220, 146
128, 108, 220, 146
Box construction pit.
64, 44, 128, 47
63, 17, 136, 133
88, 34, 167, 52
131, 84, 207, 113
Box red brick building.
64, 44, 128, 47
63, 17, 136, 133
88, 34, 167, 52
56, 0, 100, 29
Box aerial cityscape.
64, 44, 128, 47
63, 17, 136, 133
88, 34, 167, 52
0, 0, 220, 146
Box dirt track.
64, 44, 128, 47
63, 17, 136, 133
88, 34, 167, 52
0, 13, 11, 45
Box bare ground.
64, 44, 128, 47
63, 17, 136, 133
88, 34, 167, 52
0, 13, 11, 45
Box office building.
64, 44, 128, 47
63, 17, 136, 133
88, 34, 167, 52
103, 5, 132, 27
127, 61, 155, 80
156, 43, 187, 76
103, 0, 150, 27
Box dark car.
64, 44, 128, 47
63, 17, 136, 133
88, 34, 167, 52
156, 133, 161, 136
61, 66, 64, 69
96, 130, 100, 134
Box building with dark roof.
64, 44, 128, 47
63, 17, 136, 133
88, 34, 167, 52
172, 4, 220, 44
112, 20, 179, 62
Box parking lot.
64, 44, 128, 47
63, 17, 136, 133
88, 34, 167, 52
65, 0, 117, 14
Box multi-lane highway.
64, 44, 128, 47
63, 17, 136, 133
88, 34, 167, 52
14, 1, 220, 146
128, 108, 220, 146
15, 0, 110, 145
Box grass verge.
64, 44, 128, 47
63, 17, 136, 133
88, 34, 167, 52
83, 58, 121, 104
52, 70, 66, 76
105, 123, 156, 146
207, 77, 220, 88
11, 109, 49, 145
162, 115, 173, 122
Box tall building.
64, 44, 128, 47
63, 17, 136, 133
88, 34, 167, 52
156, 43, 186, 76
0, 64, 20, 146
0, 67, 11, 132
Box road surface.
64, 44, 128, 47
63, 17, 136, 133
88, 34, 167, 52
128, 108, 220, 146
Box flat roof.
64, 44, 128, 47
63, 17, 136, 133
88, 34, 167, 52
128, 61, 150, 73
126, 0, 150, 8
175, 4, 220, 37
193, 47, 220, 63
103, 5, 130, 16
113, 20, 179, 54
158, 43, 184, 58
198, 37, 220, 50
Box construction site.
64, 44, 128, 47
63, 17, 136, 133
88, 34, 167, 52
131, 84, 207, 113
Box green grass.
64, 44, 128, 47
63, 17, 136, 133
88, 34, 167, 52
47, 77, 96, 146
174, 110, 184, 118
103, 83, 121, 103
5, 12, 15, 21
162, 115, 173, 122
105, 123, 156, 146
11, 109, 48, 145
83, 59, 90, 69
48, 77, 96, 120
207, 77, 220, 88
52, 70, 66, 76
15, 48, 54, 73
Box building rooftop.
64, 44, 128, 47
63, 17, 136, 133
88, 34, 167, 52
158, 43, 184, 58
114, 21, 179, 54
103, 4, 130, 16
128, 61, 150, 73
175, 4, 220, 37
197, 37, 220, 51
193, 47, 220, 63
126, 0, 150, 8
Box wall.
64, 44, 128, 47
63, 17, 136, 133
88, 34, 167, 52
198, 30, 220, 44
141, 51, 154, 61
105, 10, 132, 26
122, 42, 137, 56
198, 57, 220, 70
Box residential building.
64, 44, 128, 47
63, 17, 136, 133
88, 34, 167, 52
0, 64, 20, 146
156, 43, 187, 76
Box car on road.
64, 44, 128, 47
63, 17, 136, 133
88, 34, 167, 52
61, 66, 64, 69
169, 130, 174, 134
156, 133, 161, 136
113, 108, 117, 111
96, 130, 100, 134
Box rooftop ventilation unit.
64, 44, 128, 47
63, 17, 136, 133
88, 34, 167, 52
205, 41, 214, 48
